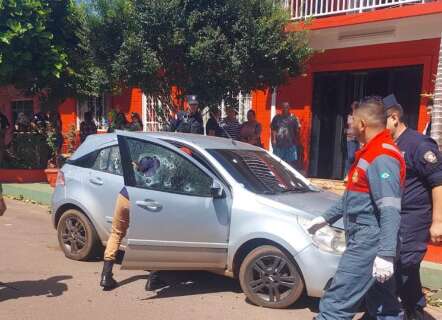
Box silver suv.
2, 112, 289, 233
52, 131, 344, 308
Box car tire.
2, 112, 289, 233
239, 245, 304, 309
57, 209, 101, 261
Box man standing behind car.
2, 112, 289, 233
308, 96, 405, 320
271, 102, 300, 169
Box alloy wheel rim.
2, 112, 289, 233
248, 254, 297, 303
61, 216, 87, 254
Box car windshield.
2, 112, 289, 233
207, 149, 311, 195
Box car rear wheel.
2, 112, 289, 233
239, 245, 304, 309
57, 209, 101, 261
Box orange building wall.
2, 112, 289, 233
110, 87, 143, 116
253, 38, 441, 171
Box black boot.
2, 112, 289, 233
100, 260, 118, 290
146, 271, 167, 291
405, 307, 425, 320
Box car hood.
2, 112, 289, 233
261, 190, 344, 228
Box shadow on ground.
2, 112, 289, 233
0, 275, 72, 302
136, 271, 241, 300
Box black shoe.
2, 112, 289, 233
146, 271, 167, 291
100, 261, 118, 290
405, 307, 425, 320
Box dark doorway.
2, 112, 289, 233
309, 65, 423, 179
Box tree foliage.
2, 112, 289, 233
0, 0, 101, 110
114, 0, 312, 107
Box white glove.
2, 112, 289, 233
306, 216, 328, 234
372, 256, 394, 283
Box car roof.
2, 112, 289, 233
70, 132, 261, 160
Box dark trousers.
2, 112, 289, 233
396, 262, 426, 311
316, 223, 403, 320
396, 213, 430, 311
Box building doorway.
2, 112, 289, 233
309, 65, 423, 179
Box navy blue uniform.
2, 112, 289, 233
395, 128, 442, 311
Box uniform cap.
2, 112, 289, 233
187, 95, 198, 105
383, 94, 400, 110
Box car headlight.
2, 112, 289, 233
297, 216, 346, 254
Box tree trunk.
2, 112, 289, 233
431, 34, 442, 150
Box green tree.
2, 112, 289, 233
0, 0, 101, 110
84, 0, 134, 93
114, 0, 312, 109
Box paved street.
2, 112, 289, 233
1, 199, 442, 320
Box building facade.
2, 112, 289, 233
253, 0, 442, 179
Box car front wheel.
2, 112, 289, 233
239, 245, 304, 309
57, 209, 101, 261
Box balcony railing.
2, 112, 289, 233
284, 0, 431, 20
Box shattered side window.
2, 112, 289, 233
91, 146, 122, 176
126, 138, 213, 197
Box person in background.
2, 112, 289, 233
271, 102, 300, 169
31, 112, 47, 134
0, 110, 10, 165
240, 110, 262, 147
220, 106, 241, 140
344, 101, 360, 178
0, 184, 6, 217
206, 108, 222, 137
174, 95, 203, 134
384, 94, 442, 320
423, 103, 432, 137
80, 112, 97, 143
128, 112, 143, 131
15, 112, 31, 132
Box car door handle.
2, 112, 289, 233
89, 177, 103, 186
136, 200, 162, 212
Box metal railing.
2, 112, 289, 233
287, 0, 430, 20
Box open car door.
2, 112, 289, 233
116, 131, 231, 270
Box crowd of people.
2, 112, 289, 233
79, 111, 144, 143
0, 110, 64, 163
168, 95, 302, 170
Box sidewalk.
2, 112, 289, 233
2, 183, 52, 205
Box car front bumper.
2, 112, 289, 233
295, 244, 341, 298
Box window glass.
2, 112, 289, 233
208, 149, 310, 194
91, 146, 122, 175
126, 138, 212, 197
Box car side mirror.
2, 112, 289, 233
210, 181, 225, 199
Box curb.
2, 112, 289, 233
2, 183, 53, 206
421, 261, 442, 290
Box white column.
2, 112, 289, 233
141, 93, 147, 132
432, 34, 442, 150
269, 87, 277, 153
